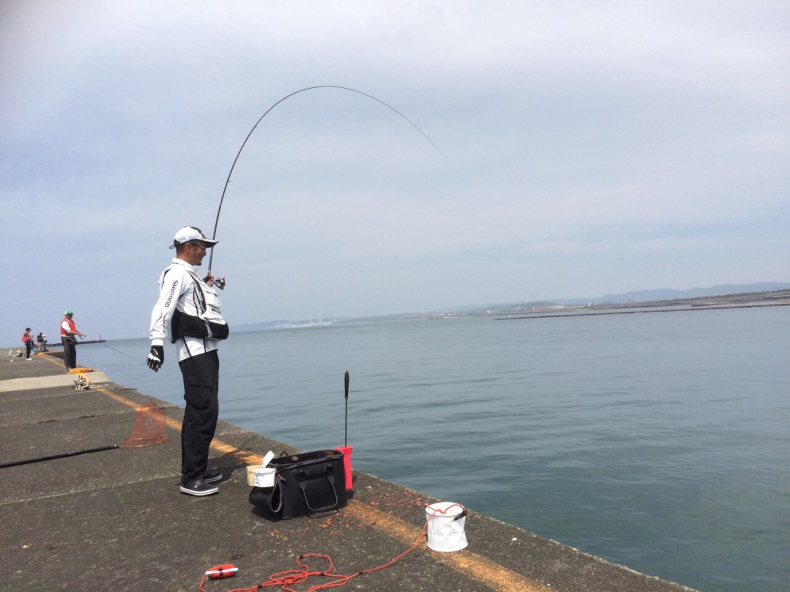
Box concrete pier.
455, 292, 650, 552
0, 352, 695, 591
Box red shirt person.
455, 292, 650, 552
60, 310, 84, 371
22, 328, 34, 360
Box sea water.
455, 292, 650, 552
81, 305, 790, 592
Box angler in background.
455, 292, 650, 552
22, 328, 34, 360
36, 332, 48, 352
60, 310, 84, 371
147, 226, 229, 497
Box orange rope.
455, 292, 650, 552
198, 503, 465, 592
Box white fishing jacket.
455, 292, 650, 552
149, 258, 220, 362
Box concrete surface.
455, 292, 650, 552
0, 353, 696, 592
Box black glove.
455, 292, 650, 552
147, 346, 164, 372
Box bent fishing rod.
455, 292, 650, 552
207, 85, 445, 275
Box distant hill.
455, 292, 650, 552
566, 282, 790, 305
233, 320, 292, 333
233, 318, 356, 333
434, 282, 790, 314
232, 282, 790, 331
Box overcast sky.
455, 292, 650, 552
2, 1, 788, 344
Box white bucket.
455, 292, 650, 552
247, 466, 276, 488
425, 502, 468, 552
247, 450, 276, 487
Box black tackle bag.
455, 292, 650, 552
170, 309, 229, 342
249, 450, 347, 521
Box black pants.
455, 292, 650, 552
61, 337, 76, 369
25, 341, 32, 359
178, 350, 220, 484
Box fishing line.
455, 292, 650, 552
101, 342, 148, 366
82, 335, 149, 368
208, 85, 445, 273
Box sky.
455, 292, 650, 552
1, 0, 788, 344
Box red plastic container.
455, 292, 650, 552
335, 445, 353, 490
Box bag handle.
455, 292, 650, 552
268, 477, 283, 514
296, 467, 339, 515
248, 477, 283, 517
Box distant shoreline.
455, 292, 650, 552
7, 289, 788, 348
496, 300, 790, 321
251, 288, 790, 330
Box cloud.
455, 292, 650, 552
1, 0, 788, 343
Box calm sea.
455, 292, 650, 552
79, 306, 790, 592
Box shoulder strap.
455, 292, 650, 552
162, 264, 206, 312
184, 269, 208, 312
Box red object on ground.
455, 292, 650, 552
335, 445, 353, 490
198, 564, 239, 592
206, 564, 238, 579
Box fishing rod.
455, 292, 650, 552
0, 402, 169, 469
207, 85, 445, 274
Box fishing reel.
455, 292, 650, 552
204, 275, 226, 290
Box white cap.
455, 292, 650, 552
170, 226, 218, 249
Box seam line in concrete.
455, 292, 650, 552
34, 355, 553, 592
92, 385, 553, 592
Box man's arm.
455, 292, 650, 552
148, 267, 187, 371
149, 270, 185, 345
62, 321, 83, 338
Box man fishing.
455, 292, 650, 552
147, 226, 230, 497
22, 328, 34, 360
60, 311, 84, 371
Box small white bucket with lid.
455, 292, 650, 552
425, 502, 468, 552
247, 450, 276, 488
248, 466, 276, 488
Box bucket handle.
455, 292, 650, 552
427, 503, 467, 521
